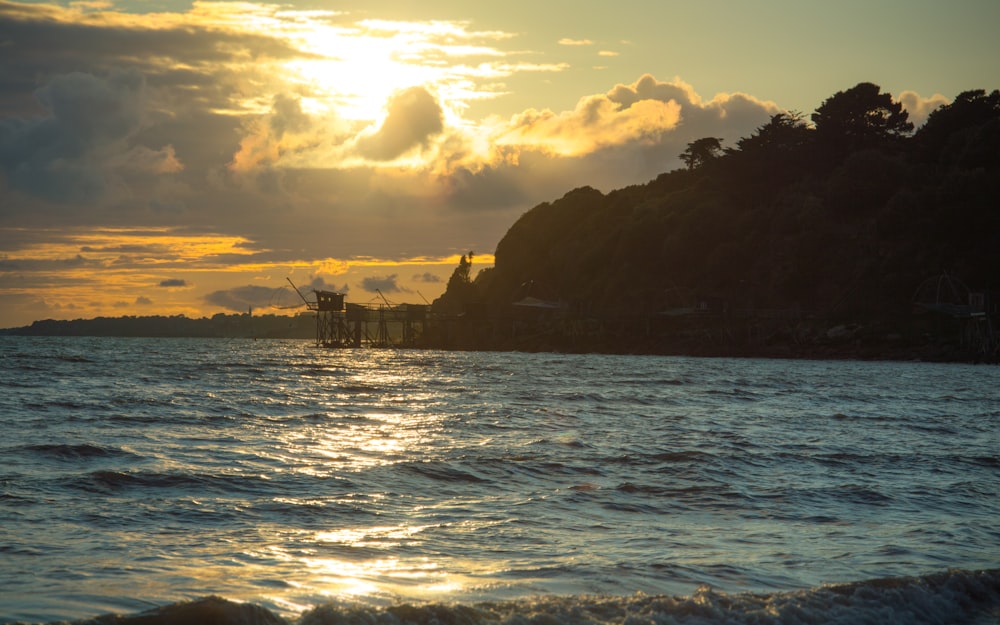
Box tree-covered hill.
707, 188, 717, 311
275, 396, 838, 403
434, 83, 1000, 359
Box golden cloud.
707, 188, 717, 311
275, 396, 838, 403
497, 93, 682, 156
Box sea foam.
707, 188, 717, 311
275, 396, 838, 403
55, 569, 1000, 625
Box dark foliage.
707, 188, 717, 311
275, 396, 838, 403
432, 252, 479, 314
432, 82, 1000, 358
812, 82, 913, 160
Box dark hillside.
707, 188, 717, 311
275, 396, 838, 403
433, 84, 1000, 360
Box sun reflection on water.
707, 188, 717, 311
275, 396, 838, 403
321, 556, 478, 598
275, 409, 445, 473
259, 370, 470, 602
268, 524, 472, 602
315, 525, 428, 548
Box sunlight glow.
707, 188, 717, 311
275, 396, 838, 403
282, 18, 513, 123
299, 552, 468, 600
294, 409, 441, 471
315, 525, 429, 549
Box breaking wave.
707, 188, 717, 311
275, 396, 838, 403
50, 569, 1000, 625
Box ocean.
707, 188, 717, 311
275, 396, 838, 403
1, 336, 997, 624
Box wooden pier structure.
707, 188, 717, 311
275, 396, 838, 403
295, 285, 428, 348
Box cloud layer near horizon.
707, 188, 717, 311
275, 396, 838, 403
0, 0, 950, 326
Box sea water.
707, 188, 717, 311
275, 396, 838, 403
0, 336, 997, 624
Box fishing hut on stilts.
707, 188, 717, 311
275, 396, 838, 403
913, 271, 998, 361
288, 279, 428, 348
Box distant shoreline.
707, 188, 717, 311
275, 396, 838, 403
3, 312, 996, 364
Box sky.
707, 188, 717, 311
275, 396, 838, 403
1, 0, 997, 327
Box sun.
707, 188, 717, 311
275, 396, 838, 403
284, 22, 445, 123
230, 10, 517, 130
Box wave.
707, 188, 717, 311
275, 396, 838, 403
401, 460, 487, 483
47, 569, 999, 625
23, 443, 138, 461
69, 469, 282, 495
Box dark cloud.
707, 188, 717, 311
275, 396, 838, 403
0, 253, 94, 272
206, 276, 350, 312
0, 3, 306, 97
303, 275, 348, 294
443, 164, 530, 211
413, 272, 441, 283
204, 284, 284, 312
253, 168, 287, 195
359, 274, 408, 293
134, 110, 242, 177
38, 70, 144, 142
135, 296, 153, 305
81, 243, 169, 254
0, 69, 146, 202
159, 278, 188, 287
269, 94, 310, 139
0, 1, 302, 217
356, 87, 443, 161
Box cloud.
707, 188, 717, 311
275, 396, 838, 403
302, 275, 348, 294
0, 253, 95, 272
0, 0, 319, 212
159, 278, 188, 287
0, 1, 305, 99
491, 75, 778, 165
115, 145, 184, 174
360, 274, 409, 293
604, 74, 779, 134
279, 275, 349, 309
204, 285, 285, 312
558, 38, 593, 46
355, 87, 445, 161
135, 295, 153, 305
270, 93, 312, 139
39, 70, 144, 140
500, 94, 683, 156
0, 69, 185, 204
898, 90, 950, 128
414, 272, 441, 283
229, 94, 330, 173
70, 1, 112, 9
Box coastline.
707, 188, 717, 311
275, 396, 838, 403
2, 308, 997, 364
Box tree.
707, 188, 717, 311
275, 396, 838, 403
679, 137, 724, 170
433, 253, 478, 314
445, 253, 473, 292
915, 89, 1000, 163
724, 112, 814, 199
811, 82, 913, 156
734, 111, 812, 156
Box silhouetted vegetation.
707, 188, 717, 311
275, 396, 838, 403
432, 252, 479, 315
432, 82, 1000, 360
1, 312, 315, 339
